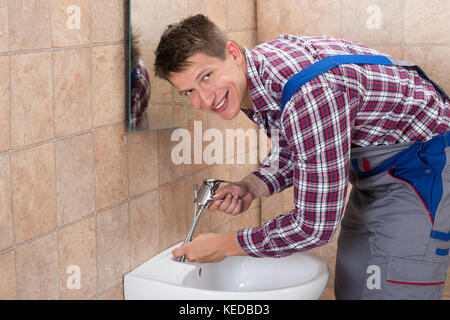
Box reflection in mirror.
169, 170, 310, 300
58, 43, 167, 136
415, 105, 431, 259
127, 0, 188, 133
129, 29, 150, 132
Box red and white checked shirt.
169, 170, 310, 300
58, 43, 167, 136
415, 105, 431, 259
129, 59, 150, 132
237, 34, 450, 257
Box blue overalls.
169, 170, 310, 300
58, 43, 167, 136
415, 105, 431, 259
280, 55, 450, 299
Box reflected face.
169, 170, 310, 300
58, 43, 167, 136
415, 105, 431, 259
168, 42, 250, 120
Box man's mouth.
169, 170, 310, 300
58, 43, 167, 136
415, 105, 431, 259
212, 91, 229, 112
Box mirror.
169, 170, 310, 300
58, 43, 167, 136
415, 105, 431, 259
127, 0, 188, 133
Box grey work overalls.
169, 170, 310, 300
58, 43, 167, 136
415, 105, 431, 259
280, 55, 450, 300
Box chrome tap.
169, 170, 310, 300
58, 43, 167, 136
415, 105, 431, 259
177, 179, 241, 262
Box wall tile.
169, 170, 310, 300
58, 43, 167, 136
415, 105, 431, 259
0, 56, 9, 152
159, 179, 187, 250
257, 0, 281, 43
227, 30, 250, 48
92, 44, 125, 128
405, 0, 450, 44
0, 0, 8, 52
445, 274, 450, 300
173, 103, 188, 127
8, 0, 51, 51
141, 45, 172, 103
130, 190, 159, 268
58, 217, 96, 299
11, 143, 56, 244
10, 52, 53, 149
0, 154, 13, 251
157, 128, 185, 185
342, 0, 403, 45
54, 47, 92, 137
131, 0, 170, 45
225, 111, 259, 162
51, 0, 91, 47
128, 130, 158, 197
94, 124, 128, 211
0, 250, 16, 299
229, 159, 259, 182
371, 46, 403, 60
185, 107, 209, 175
147, 104, 174, 130
247, 0, 256, 30
230, 207, 260, 230
55, 133, 95, 226
282, 187, 295, 212
280, 0, 341, 38
96, 202, 130, 293
261, 190, 283, 222
16, 233, 58, 299
96, 283, 123, 300
404, 46, 450, 95
91, 0, 125, 43
189, 0, 227, 31
227, 0, 249, 31
171, 0, 188, 23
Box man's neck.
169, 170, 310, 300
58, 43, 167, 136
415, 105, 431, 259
240, 51, 253, 111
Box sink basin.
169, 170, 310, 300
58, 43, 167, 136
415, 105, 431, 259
124, 242, 329, 300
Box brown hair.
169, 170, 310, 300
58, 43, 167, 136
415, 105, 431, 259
154, 14, 229, 80
130, 27, 141, 70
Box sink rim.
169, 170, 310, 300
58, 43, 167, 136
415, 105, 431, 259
125, 243, 330, 295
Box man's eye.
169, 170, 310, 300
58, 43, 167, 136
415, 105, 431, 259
184, 89, 193, 96
203, 72, 212, 80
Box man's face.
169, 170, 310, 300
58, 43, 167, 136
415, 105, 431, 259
168, 42, 249, 120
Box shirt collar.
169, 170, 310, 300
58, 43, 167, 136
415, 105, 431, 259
244, 47, 281, 113
242, 47, 281, 128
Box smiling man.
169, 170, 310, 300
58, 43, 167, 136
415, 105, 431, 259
154, 14, 450, 300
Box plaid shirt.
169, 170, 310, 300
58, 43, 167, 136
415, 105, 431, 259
129, 59, 150, 132
237, 34, 450, 257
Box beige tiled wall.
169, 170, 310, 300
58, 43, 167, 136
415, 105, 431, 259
257, 0, 450, 300
0, 0, 258, 300
1, 0, 448, 301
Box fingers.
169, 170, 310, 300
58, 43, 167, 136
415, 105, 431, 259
219, 194, 242, 215
208, 184, 245, 215
172, 244, 186, 258
232, 198, 242, 215
211, 190, 226, 200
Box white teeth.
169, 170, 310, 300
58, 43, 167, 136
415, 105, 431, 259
214, 92, 228, 110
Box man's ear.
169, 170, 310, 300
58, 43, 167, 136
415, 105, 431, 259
225, 41, 243, 63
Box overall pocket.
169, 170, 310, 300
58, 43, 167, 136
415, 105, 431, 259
387, 256, 447, 286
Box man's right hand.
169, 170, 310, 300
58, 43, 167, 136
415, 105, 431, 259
207, 181, 255, 215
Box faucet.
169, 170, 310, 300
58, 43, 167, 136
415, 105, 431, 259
177, 179, 241, 262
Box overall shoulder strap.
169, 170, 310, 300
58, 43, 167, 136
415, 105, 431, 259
280, 54, 394, 114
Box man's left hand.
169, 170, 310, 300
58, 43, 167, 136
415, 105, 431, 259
172, 232, 247, 263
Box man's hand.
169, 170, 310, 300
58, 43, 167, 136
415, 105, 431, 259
207, 180, 255, 215
172, 232, 247, 263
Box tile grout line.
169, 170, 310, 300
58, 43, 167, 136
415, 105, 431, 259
401, 0, 405, 60
88, 0, 101, 300
339, 0, 343, 38
125, 0, 133, 276
48, 0, 61, 300
6, 0, 18, 297
0, 120, 128, 156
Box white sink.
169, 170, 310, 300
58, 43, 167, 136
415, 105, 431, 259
124, 243, 329, 300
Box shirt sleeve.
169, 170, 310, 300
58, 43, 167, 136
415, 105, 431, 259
237, 85, 352, 257
251, 136, 296, 196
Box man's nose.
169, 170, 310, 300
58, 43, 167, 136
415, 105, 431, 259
197, 87, 215, 110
